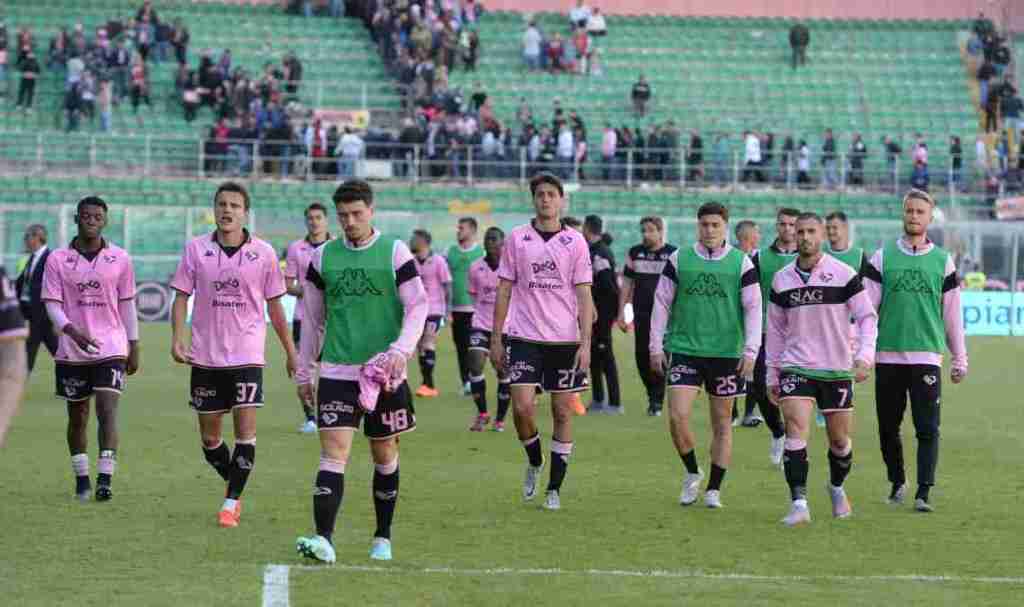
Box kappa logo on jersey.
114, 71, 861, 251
327, 268, 384, 298
685, 273, 726, 298
891, 269, 935, 295
923, 374, 937, 386
788, 288, 825, 306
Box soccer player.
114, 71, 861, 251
650, 202, 761, 508
825, 211, 867, 274
285, 202, 332, 434
447, 217, 484, 396
618, 216, 677, 417
583, 215, 622, 415
765, 213, 878, 526
863, 189, 968, 512
410, 229, 452, 398
750, 208, 800, 464
466, 227, 511, 432
490, 173, 593, 511
294, 180, 427, 564
42, 196, 139, 502
734, 219, 762, 426
170, 182, 297, 528
0, 266, 29, 448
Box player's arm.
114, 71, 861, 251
441, 258, 453, 322
574, 283, 594, 372
862, 249, 884, 310
738, 256, 762, 381
648, 252, 678, 375
268, 297, 296, 378
765, 281, 789, 402
617, 274, 634, 331
941, 254, 968, 383
490, 279, 513, 374
119, 258, 141, 375
284, 246, 303, 297
285, 277, 303, 298
388, 242, 429, 376
845, 275, 878, 383
295, 264, 326, 389
169, 244, 196, 364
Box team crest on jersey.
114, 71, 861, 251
244, 250, 259, 262
558, 234, 573, 247
204, 250, 215, 257
103, 254, 117, 264
327, 268, 383, 298
685, 273, 726, 298
891, 269, 934, 294
820, 273, 834, 283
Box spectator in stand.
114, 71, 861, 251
136, 15, 154, 62
305, 118, 329, 177
687, 129, 704, 183
107, 38, 130, 103
283, 52, 302, 98
570, 1, 592, 29
137, 0, 159, 24
912, 134, 928, 167
949, 135, 963, 190
574, 126, 588, 181
796, 139, 811, 187
0, 23, 8, 97
742, 130, 763, 183
601, 123, 617, 181
762, 131, 775, 181
587, 8, 607, 37
848, 133, 867, 186
98, 76, 113, 132
336, 127, 364, 178
171, 18, 189, 65
821, 128, 837, 188
216, 49, 232, 80
589, 47, 604, 77
547, 33, 566, 73
911, 157, 929, 192
781, 135, 795, 183
883, 135, 902, 191
129, 51, 151, 125
15, 50, 39, 111
1003, 87, 1022, 153
789, 23, 809, 70
572, 27, 590, 75
79, 70, 96, 125
985, 91, 1000, 133
64, 78, 82, 132
711, 132, 731, 186
460, 27, 479, 71
556, 122, 575, 180
182, 71, 200, 122
561, 33, 578, 74
977, 61, 995, 109
516, 97, 532, 126
47, 28, 69, 74
522, 20, 542, 71
631, 74, 651, 117
975, 135, 989, 184
155, 17, 172, 63
397, 117, 423, 178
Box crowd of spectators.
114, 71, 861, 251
521, 2, 607, 76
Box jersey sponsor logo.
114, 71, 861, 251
326, 268, 384, 298
211, 270, 246, 309
789, 288, 824, 306
75, 279, 102, 294
74, 270, 108, 308
684, 273, 727, 298
530, 259, 558, 276
890, 269, 935, 295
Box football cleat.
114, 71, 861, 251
300, 420, 318, 434
297, 535, 336, 564
914, 498, 934, 513
75, 477, 92, 502
782, 501, 811, 527
679, 471, 703, 506
492, 420, 506, 432
830, 486, 852, 519
604, 404, 625, 416
218, 508, 239, 528
815, 411, 826, 428
887, 483, 907, 505
370, 537, 393, 561
543, 490, 561, 511
462, 381, 472, 396
646, 406, 662, 417
704, 489, 724, 509
523, 461, 544, 501
95, 485, 113, 502
586, 400, 606, 415
469, 413, 490, 432
415, 385, 439, 398
770, 437, 786, 466
741, 413, 764, 428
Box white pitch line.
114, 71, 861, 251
276, 563, 1024, 586
262, 564, 290, 607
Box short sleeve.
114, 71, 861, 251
497, 236, 517, 282
439, 257, 453, 283
263, 249, 287, 300
41, 251, 63, 302
169, 242, 196, 295
573, 238, 594, 286
118, 255, 137, 300
284, 243, 299, 279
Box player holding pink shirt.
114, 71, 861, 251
490, 173, 594, 511
465, 226, 511, 432
170, 182, 297, 529
410, 229, 452, 398
41, 196, 139, 502
765, 212, 878, 526
284, 202, 331, 434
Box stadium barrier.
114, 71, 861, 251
2, 202, 1021, 333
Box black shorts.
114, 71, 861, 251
190, 366, 264, 414
317, 378, 417, 440
468, 328, 504, 352
292, 319, 302, 346
56, 359, 127, 401
778, 371, 853, 412
667, 353, 745, 397
506, 338, 588, 393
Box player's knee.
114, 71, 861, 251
201, 436, 221, 449
829, 437, 851, 454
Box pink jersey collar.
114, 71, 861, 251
897, 236, 934, 256
693, 241, 731, 260
211, 228, 252, 246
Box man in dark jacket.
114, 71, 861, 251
583, 215, 622, 415
15, 224, 57, 373
789, 24, 809, 69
